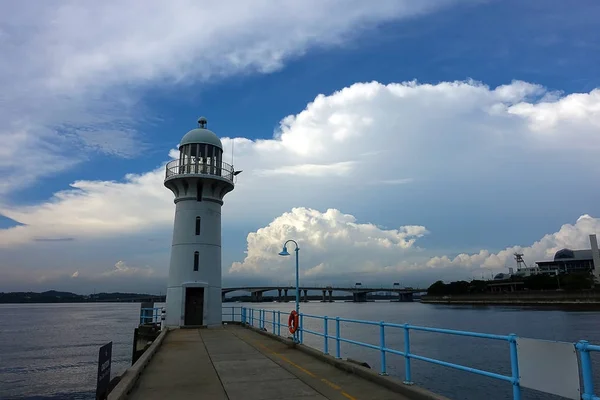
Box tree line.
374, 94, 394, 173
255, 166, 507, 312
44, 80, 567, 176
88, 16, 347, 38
427, 272, 595, 296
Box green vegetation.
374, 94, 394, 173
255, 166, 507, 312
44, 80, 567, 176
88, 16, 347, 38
427, 280, 487, 296
427, 273, 595, 296
0, 290, 163, 303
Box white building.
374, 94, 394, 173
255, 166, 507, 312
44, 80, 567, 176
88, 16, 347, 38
163, 117, 236, 327
535, 234, 600, 281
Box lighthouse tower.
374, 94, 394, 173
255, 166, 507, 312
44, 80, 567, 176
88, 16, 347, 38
163, 117, 235, 327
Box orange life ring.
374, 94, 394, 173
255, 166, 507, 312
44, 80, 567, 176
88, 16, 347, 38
288, 310, 299, 334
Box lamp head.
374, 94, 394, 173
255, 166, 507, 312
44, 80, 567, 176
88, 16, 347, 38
278, 246, 290, 256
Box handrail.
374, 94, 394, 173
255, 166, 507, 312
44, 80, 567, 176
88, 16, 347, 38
139, 307, 163, 324
221, 305, 600, 400
164, 159, 234, 181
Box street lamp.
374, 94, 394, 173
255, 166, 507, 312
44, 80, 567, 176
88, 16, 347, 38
279, 240, 300, 339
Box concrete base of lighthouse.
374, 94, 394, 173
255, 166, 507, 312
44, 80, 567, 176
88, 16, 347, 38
165, 281, 222, 327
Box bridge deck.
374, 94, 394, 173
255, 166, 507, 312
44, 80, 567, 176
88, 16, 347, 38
128, 325, 413, 400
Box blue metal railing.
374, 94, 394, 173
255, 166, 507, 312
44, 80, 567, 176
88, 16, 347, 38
221, 306, 600, 400
140, 307, 163, 324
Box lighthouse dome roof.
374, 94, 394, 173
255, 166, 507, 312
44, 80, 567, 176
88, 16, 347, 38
179, 117, 223, 149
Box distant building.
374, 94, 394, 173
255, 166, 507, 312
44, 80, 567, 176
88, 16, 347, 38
493, 272, 511, 280
535, 235, 600, 280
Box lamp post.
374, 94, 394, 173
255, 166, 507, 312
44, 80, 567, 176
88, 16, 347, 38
279, 240, 300, 339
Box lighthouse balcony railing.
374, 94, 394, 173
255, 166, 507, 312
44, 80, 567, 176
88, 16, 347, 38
221, 305, 600, 400
165, 159, 234, 181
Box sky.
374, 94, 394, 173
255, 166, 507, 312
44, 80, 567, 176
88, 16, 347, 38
1, 0, 600, 294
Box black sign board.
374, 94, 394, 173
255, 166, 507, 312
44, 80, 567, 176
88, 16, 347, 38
96, 341, 112, 400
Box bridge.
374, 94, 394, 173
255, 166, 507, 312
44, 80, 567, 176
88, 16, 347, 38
221, 286, 425, 303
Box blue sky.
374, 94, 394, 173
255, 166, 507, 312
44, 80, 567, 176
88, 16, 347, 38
1, 0, 599, 293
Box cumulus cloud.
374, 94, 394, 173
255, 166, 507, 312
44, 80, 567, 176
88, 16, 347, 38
229, 209, 600, 287
1, 79, 600, 289
102, 260, 155, 277
229, 207, 428, 280
1, 79, 600, 252
0, 169, 171, 247
425, 214, 600, 270
0, 0, 453, 194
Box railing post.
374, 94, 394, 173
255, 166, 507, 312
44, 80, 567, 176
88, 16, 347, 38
380, 321, 387, 375
299, 314, 304, 344
242, 307, 246, 324
508, 334, 521, 400
578, 340, 595, 400
403, 324, 413, 385
272, 310, 276, 334
277, 310, 281, 336
324, 316, 329, 355
260, 309, 264, 330
335, 317, 341, 359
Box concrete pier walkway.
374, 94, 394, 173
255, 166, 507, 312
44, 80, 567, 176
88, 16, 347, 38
127, 325, 414, 400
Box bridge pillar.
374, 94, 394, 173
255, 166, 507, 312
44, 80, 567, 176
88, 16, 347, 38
328, 290, 333, 302
251, 292, 263, 302
284, 289, 289, 302
353, 292, 367, 302
278, 289, 282, 302
322, 290, 326, 302
303, 289, 308, 302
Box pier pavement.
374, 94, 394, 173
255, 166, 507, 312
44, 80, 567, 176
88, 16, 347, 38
126, 324, 420, 400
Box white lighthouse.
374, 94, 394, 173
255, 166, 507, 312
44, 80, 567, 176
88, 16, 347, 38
163, 117, 236, 327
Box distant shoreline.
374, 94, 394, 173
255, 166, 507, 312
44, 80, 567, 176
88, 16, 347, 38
421, 291, 600, 309
0, 290, 164, 304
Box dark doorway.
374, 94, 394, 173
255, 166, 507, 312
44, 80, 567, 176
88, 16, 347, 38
184, 287, 204, 326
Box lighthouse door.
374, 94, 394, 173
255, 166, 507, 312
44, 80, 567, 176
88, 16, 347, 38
184, 287, 204, 326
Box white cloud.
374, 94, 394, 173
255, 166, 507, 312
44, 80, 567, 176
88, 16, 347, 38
425, 214, 600, 270
71, 271, 79, 278
1, 79, 600, 288
255, 161, 356, 177
0, 169, 171, 247
1, 80, 600, 246
229, 207, 428, 280
102, 260, 155, 277
0, 0, 454, 194
228, 209, 600, 287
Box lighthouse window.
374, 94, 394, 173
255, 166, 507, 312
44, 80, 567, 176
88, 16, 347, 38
193, 252, 199, 271
195, 217, 201, 235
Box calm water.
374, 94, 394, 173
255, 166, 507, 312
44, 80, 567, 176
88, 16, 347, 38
1, 302, 599, 400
